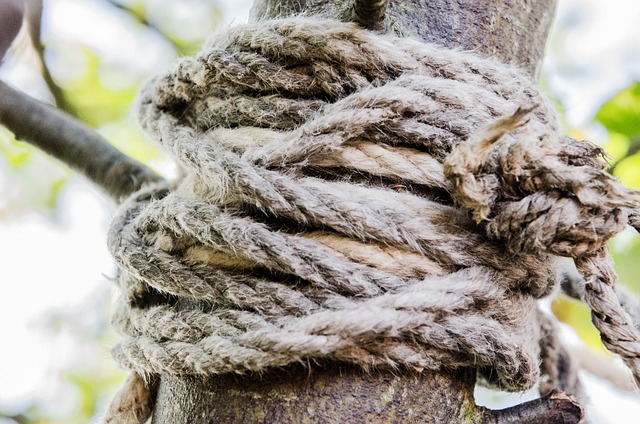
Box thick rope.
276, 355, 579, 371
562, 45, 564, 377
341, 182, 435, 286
103, 18, 640, 422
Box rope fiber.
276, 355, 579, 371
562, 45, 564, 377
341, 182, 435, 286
104, 17, 640, 423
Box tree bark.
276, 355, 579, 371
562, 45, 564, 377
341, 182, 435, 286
250, 0, 556, 77
152, 1, 559, 422
155, 365, 477, 423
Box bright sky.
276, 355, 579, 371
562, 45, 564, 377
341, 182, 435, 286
0, 182, 115, 418
0, 0, 639, 422
543, 0, 640, 133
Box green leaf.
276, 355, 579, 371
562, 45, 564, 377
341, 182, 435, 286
596, 82, 640, 139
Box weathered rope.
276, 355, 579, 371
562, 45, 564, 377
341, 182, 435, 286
104, 17, 640, 422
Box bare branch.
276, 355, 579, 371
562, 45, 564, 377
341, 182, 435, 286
538, 314, 586, 400
480, 390, 584, 424
24, 0, 72, 114
351, 0, 388, 30
0, 0, 24, 62
0, 80, 164, 202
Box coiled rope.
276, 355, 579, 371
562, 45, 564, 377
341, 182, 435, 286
104, 17, 640, 423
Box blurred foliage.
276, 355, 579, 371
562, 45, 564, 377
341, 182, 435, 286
0, 293, 127, 424
552, 295, 603, 349
61, 50, 137, 127
599, 83, 640, 191
0, 0, 221, 422
611, 234, 640, 291
596, 82, 640, 140
112, 0, 223, 55
552, 80, 640, 353
0, 0, 223, 219
600, 82, 640, 294
0, 127, 70, 220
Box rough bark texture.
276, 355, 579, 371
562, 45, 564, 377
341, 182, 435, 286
250, 0, 556, 77
152, 1, 559, 422
155, 365, 477, 423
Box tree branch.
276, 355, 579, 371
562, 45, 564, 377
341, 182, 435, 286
153, 365, 479, 423
152, 1, 570, 422
25, 0, 72, 114
0, 0, 24, 61
480, 390, 583, 424
0, 80, 164, 202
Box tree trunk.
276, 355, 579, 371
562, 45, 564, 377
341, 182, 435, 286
152, 1, 558, 422
250, 0, 556, 77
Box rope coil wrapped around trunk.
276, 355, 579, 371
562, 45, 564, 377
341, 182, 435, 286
105, 17, 640, 422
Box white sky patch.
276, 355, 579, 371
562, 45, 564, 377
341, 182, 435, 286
0, 180, 114, 409
219, 0, 253, 24
582, 372, 640, 424
144, 0, 223, 40
48, 0, 176, 81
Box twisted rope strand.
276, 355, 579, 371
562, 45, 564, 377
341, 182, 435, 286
104, 17, 640, 422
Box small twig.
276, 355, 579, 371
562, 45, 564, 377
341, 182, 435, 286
0, 80, 164, 202
25, 0, 72, 114
554, 345, 587, 399
104, 0, 182, 53
351, 0, 388, 31
607, 137, 640, 175
479, 390, 583, 424
0, 0, 24, 61
0, 414, 28, 424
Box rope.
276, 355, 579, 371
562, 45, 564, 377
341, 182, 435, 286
103, 18, 640, 423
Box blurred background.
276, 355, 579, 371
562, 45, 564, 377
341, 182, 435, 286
0, 0, 639, 422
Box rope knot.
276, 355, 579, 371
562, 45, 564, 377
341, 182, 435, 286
445, 106, 638, 258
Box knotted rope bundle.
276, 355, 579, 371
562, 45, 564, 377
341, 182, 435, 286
106, 17, 640, 421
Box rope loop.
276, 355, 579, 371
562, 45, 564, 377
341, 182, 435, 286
104, 17, 640, 422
